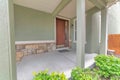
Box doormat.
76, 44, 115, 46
58, 49, 69, 53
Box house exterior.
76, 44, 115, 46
0, 0, 119, 80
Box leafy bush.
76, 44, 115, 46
33, 70, 67, 80
33, 55, 120, 80
95, 55, 120, 78
110, 76, 120, 80
71, 67, 99, 80
33, 70, 50, 80
50, 72, 67, 80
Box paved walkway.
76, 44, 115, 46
17, 50, 97, 80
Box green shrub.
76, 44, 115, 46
110, 76, 120, 80
33, 70, 50, 80
95, 55, 120, 78
33, 70, 67, 80
33, 55, 120, 80
71, 67, 99, 80
50, 72, 67, 80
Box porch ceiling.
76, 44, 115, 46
58, 0, 95, 18
14, 0, 119, 18
106, 0, 120, 7
13, 0, 62, 13
14, 0, 95, 18
88, 0, 119, 9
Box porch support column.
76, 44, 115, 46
100, 8, 108, 54
76, 0, 86, 68
0, 0, 16, 80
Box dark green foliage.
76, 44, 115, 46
95, 55, 120, 78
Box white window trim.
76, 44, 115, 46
73, 19, 77, 43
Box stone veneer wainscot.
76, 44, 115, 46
15, 41, 56, 61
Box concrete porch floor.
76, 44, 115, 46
17, 50, 97, 80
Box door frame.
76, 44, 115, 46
54, 16, 70, 49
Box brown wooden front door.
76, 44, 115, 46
56, 18, 69, 48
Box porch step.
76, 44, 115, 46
56, 47, 70, 50
56, 47, 70, 53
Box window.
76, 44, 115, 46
74, 19, 77, 42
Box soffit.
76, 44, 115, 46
58, 0, 95, 18
14, 0, 62, 13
